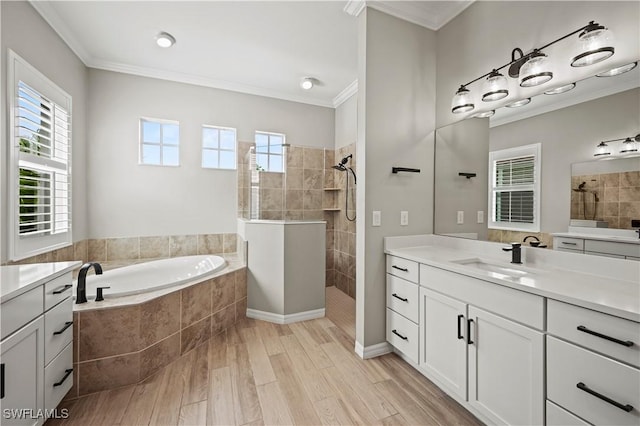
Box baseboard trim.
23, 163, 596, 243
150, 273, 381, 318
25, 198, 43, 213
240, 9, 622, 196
354, 341, 393, 359
246, 308, 325, 324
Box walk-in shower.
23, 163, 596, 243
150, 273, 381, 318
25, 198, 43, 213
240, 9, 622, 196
333, 154, 356, 221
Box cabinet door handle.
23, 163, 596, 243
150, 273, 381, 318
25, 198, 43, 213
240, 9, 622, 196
457, 315, 464, 340
53, 369, 74, 387
576, 382, 633, 412
391, 265, 409, 272
392, 329, 408, 340
392, 293, 408, 302
52, 284, 73, 295
467, 319, 474, 344
577, 325, 634, 347
1, 363, 4, 399
53, 321, 73, 335
561, 242, 578, 246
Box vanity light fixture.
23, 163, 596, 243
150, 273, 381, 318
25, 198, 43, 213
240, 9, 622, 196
593, 141, 611, 157
544, 82, 576, 95
155, 32, 176, 48
300, 77, 316, 90
505, 98, 531, 108
596, 61, 637, 77
594, 134, 640, 158
473, 110, 495, 118
450, 20, 615, 114
620, 137, 638, 154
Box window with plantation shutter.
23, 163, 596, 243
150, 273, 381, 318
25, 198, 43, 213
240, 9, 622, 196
489, 144, 541, 232
9, 50, 72, 260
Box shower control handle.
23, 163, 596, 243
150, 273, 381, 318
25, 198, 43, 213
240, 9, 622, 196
391, 265, 408, 272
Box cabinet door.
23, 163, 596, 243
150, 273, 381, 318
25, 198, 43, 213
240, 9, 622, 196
468, 306, 543, 426
419, 288, 468, 400
0, 316, 44, 426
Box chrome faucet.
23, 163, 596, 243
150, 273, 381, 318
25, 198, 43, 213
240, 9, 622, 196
502, 243, 522, 264
76, 262, 103, 304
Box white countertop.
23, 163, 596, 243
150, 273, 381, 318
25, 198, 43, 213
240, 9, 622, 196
552, 232, 640, 245
0, 261, 81, 303
385, 239, 640, 322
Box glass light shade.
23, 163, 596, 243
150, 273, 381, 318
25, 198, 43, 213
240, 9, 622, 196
571, 24, 615, 67
482, 70, 508, 102
451, 86, 474, 114
544, 83, 576, 95
519, 52, 553, 87
620, 137, 638, 154
473, 110, 494, 118
596, 62, 637, 77
594, 141, 611, 157
505, 98, 531, 108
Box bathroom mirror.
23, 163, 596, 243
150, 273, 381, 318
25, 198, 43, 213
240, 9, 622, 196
434, 66, 640, 243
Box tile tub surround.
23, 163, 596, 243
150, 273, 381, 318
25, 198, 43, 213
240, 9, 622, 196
67, 264, 247, 398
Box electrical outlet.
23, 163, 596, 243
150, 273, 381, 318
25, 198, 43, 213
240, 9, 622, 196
477, 210, 484, 224
373, 211, 381, 227
457, 210, 464, 224
400, 211, 409, 226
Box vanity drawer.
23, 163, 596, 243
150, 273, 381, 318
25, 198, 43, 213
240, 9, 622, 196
1, 286, 43, 340
584, 240, 640, 258
386, 308, 419, 363
555, 237, 584, 251
44, 272, 73, 311
386, 256, 419, 283
548, 299, 640, 368
44, 297, 73, 366
386, 274, 419, 323
546, 400, 590, 426
44, 342, 73, 412
547, 336, 640, 426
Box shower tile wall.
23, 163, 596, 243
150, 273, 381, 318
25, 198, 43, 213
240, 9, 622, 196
571, 171, 640, 229
332, 144, 356, 299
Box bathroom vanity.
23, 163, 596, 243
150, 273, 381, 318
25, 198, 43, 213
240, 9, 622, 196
553, 230, 640, 260
384, 235, 639, 426
0, 261, 80, 426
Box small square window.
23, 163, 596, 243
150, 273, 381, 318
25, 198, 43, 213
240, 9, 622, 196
139, 118, 180, 166
202, 125, 237, 170
255, 131, 285, 172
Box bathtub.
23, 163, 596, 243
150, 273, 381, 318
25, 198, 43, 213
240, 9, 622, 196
77, 255, 227, 299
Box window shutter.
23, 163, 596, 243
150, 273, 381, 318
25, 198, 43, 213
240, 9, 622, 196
493, 155, 536, 225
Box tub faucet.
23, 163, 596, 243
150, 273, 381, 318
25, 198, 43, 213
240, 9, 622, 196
76, 262, 103, 304
502, 243, 522, 264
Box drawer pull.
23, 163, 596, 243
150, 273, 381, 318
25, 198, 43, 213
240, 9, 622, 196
53, 368, 73, 387
561, 242, 578, 246
1, 364, 4, 399
457, 315, 464, 340
467, 319, 475, 344
52, 284, 73, 295
576, 382, 634, 412
392, 293, 408, 302
577, 325, 634, 347
53, 321, 73, 335
391, 265, 409, 272
392, 329, 408, 340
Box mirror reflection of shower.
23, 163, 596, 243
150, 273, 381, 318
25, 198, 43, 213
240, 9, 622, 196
572, 181, 600, 220
333, 154, 356, 221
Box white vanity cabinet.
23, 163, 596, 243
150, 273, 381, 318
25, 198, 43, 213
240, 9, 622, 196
385, 256, 420, 363
417, 264, 544, 425
553, 235, 640, 260
1, 265, 77, 426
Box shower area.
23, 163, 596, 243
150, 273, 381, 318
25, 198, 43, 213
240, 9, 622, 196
236, 141, 357, 299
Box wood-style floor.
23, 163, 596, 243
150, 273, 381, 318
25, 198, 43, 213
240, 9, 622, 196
48, 287, 480, 426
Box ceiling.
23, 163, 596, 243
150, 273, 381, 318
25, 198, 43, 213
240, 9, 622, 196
30, 1, 473, 108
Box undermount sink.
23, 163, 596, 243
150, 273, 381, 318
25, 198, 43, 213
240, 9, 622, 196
452, 258, 533, 279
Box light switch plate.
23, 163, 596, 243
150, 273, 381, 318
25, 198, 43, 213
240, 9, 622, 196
400, 211, 409, 226
457, 211, 464, 224
477, 210, 484, 224
373, 211, 381, 227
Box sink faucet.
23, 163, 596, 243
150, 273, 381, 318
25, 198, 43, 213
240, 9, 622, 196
502, 243, 522, 264
523, 235, 547, 248
76, 262, 103, 304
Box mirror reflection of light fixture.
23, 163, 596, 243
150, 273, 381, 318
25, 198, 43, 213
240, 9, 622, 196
519, 50, 553, 87
156, 32, 176, 48
571, 22, 615, 67
482, 70, 509, 101
505, 98, 531, 108
593, 134, 640, 158
620, 137, 638, 154
544, 82, 576, 95
473, 110, 495, 118
451, 85, 474, 114
596, 62, 637, 77
593, 141, 611, 157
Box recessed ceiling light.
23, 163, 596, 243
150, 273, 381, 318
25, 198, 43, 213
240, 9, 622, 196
596, 62, 637, 77
544, 82, 576, 95
505, 98, 531, 108
473, 110, 495, 118
300, 77, 317, 90
156, 32, 176, 48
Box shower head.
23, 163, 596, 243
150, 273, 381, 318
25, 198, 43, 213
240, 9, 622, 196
332, 164, 346, 171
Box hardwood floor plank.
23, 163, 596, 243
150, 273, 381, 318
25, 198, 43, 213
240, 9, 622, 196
255, 320, 286, 356
149, 355, 190, 425
303, 319, 334, 344
227, 344, 262, 425
321, 366, 380, 425
121, 371, 163, 426
374, 379, 441, 426
91, 385, 136, 425
241, 327, 277, 386
182, 343, 210, 405
208, 331, 228, 370
377, 354, 445, 399
314, 396, 357, 426
179, 400, 208, 426
269, 352, 322, 425
289, 322, 334, 369
44, 398, 76, 426
206, 367, 236, 426
325, 287, 355, 339
381, 413, 410, 425
256, 381, 295, 425
62, 392, 104, 426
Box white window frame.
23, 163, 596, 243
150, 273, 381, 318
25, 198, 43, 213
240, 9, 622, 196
488, 143, 541, 232
8, 50, 73, 260
255, 131, 285, 173
202, 125, 237, 170
139, 117, 180, 166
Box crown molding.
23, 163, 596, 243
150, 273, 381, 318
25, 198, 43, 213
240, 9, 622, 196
366, 1, 474, 31
343, 0, 366, 17
333, 79, 358, 107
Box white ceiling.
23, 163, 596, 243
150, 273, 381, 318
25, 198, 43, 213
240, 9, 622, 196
30, 1, 473, 108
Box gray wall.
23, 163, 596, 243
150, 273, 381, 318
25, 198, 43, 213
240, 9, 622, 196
490, 88, 640, 233
335, 93, 357, 149
356, 8, 436, 348
1, 1, 88, 262
87, 69, 335, 238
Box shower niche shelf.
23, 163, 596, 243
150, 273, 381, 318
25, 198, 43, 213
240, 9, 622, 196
323, 187, 340, 191
322, 208, 341, 212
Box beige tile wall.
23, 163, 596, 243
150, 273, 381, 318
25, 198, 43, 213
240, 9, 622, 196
571, 171, 640, 229
487, 230, 554, 249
